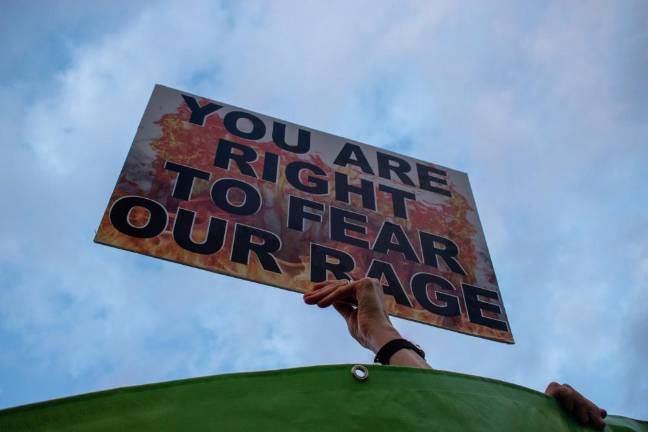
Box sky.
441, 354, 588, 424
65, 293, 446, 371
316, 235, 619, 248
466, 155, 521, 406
1, 0, 647, 419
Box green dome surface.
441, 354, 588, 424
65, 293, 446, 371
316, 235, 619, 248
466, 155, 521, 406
1, 365, 645, 431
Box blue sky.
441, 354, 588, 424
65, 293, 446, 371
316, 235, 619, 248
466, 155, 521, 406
1, 0, 647, 419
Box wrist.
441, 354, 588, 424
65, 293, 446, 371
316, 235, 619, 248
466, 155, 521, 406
374, 339, 426, 365
366, 323, 402, 354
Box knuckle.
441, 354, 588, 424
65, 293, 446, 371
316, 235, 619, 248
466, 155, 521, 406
359, 277, 372, 283
356, 277, 375, 289
560, 384, 574, 395
545, 382, 563, 396
362, 277, 380, 288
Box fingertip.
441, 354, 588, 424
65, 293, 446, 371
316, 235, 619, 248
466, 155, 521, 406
586, 407, 605, 430
303, 295, 315, 305
317, 299, 333, 308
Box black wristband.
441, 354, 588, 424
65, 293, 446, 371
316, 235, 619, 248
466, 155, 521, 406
374, 338, 425, 365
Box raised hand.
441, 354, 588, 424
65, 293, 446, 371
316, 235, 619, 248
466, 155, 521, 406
303, 278, 397, 351
303, 278, 429, 368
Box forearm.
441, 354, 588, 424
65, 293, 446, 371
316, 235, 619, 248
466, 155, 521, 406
388, 347, 431, 368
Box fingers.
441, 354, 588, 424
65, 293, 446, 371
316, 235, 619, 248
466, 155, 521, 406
313, 280, 347, 289
304, 280, 348, 305
546, 382, 574, 412
582, 398, 606, 430
317, 282, 356, 308
310, 279, 349, 291
305, 278, 377, 310
559, 386, 575, 413
545, 382, 606, 430
303, 283, 340, 305
589, 407, 606, 430
575, 404, 590, 426
544, 381, 560, 396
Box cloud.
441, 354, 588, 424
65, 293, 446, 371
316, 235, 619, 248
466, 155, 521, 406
1, 0, 646, 419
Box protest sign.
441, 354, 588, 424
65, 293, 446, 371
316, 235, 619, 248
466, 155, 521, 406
95, 84, 513, 343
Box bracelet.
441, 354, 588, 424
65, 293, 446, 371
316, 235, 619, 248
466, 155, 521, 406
374, 338, 425, 365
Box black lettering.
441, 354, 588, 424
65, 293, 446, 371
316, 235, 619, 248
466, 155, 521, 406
164, 161, 211, 200
211, 179, 261, 216
334, 172, 376, 211
231, 224, 282, 273
224, 111, 265, 140
417, 163, 451, 197
373, 221, 419, 263
377, 152, 415, 186
366, 260, 412, 307
214, 139, 258, 178
419, 232, 466, 275
285, 161, 328, 194
330, 207, 369, 249
109, 196, 167, 238
172, 208, 226, 254
288, 195, 324, 231
182, 94, 222, 126
462, 284, 508, 331
262, 152, 279, 183
333, 143, 374, 174
411, 273, 460, 316
272, 122, 311, 154
310, 244, 354, 282
378, 184, 416, 219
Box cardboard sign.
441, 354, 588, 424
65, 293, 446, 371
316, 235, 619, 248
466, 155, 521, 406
95, 84, 513, 343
